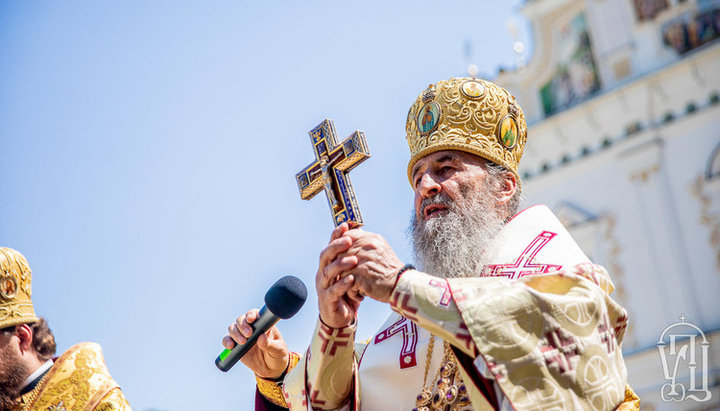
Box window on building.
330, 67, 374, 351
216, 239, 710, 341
633, 0, 670, 21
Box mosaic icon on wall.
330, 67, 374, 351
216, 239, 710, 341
539, 12, 600, 116
498, 115, 518, 150
417, 102, 441, 135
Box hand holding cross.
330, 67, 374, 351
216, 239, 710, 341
297, 119, 375, 326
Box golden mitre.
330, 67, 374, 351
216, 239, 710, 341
0, 247, 39, 329
405, 77, 527, 184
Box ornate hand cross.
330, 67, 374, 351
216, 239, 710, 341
295, 119, 370, 227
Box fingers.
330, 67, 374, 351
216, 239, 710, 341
318, 223, 352, 275
245, 309, 259, 324
227, 308, 260, 346
326, 275, 355, 301
329, 222, 349, 242
346, 287, 365, 305
339, 226, 365, 241
256, 331, 289, 360
222, 335, 235, 350
345, 293, 363, 313
319, 254, 358, 289
318, 239, 355, 288
228, 323, 246, 346
321, 237, 352, 266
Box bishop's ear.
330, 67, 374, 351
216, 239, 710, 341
494, 171, 518, 206
15, 323, 34, 352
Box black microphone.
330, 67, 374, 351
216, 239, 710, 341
215, 275, 307, 372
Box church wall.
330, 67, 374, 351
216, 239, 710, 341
660, 107, 720, 331
495, 0, 720, 407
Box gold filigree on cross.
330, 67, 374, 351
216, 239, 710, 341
295, 119, 370, 227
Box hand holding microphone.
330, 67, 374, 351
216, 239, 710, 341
217, 275, 307, 375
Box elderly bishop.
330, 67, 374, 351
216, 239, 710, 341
224, 78, 640, 410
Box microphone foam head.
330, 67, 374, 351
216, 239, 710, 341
265, 275, 308, 319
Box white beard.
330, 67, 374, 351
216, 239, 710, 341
409, 184, 505, 278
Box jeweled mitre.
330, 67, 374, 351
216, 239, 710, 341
405, 77, 527, 184
0, 248, 39, 328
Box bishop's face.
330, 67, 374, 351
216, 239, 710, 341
410, 150, 491, 221
409, 150, 506, 278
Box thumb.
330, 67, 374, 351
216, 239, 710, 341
256, 332, 285, 358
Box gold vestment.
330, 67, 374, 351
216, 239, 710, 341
13, 342, 131, 411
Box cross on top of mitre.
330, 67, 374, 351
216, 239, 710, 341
295, 119, 370, 227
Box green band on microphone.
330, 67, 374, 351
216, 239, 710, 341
219, 348, 232, 362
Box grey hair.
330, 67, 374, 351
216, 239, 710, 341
483, 161, 523, 218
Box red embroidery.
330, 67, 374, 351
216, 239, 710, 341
598, 314, 616, 354
456, 322, 475, 353
483, 231, 563, 279
309, 385, 326, 407
454, 288, 469, 303
317, 324, 351, 356
541, 328, 579, 374
282, 388, 292, 411
389, 292, 399, 308
318, 333, 330, 355
319, 323, 351, 338
428, 279, 451, 307
392, 294, 418, 321
486, 360, 501, 378
614, 313, 628, 340
374, 316, 419, 369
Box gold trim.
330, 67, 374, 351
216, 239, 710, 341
255, 376, 287, 407
421, 86, 436, 103
17, 370, 51, 411
408, 141, 511, 184
255, 352, 301, 408
0, 301, 38, 329
616, 384, 641, 410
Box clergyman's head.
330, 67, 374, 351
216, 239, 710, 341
403, 78, 527, 277
409, 150, 520, 278
0, 319, 56, 409
0, 248, 56, 408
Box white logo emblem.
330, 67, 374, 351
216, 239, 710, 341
657, 314, 712, 402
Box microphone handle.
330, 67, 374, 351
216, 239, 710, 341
215, 305, 279, 372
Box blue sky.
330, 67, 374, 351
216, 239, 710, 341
0, 2, 529, 409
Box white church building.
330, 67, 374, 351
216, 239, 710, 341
495, 0, 720, 408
